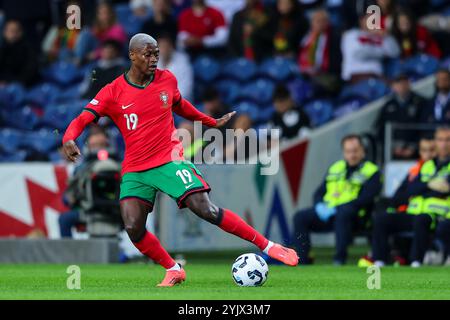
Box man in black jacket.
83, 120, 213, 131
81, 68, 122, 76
420, 69, 450, 125
376, 74, 428, 160
0, 20, 38, 86
267, 84, 311, 141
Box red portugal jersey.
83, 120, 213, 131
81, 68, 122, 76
84, 69, 185, 175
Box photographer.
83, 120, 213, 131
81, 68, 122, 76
58, 126, 111, 238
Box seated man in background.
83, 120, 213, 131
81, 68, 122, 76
359, 135, 436, 266
420, 69, 450, 125
81, 40, 127, 100
177, 0, 228, 58
376, 74, 428, 160
157, 33, 193, 101
267, 85, 311, 141
372, 126, 450, 267
341, 13, 400, 83
59, 127, 111, 237
293, 134, 382, 265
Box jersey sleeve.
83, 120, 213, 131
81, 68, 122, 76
83, 85, 113, 122
167, 70, 182, 107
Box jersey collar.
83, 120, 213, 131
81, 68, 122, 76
124, 71, 155, 89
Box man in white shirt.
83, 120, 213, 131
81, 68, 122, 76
157, 33, 194, 101
341, 14, 400, 82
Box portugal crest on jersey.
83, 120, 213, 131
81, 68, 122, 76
160, 91, 169, 107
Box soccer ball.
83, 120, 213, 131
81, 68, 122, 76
231, 253, 269, 287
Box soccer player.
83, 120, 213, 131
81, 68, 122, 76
62, 33, 298, 287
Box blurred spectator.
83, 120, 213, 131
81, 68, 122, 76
157, 33, 193, 101
267, 85, 311, 140
0, 19, 38, 86
201, 87, 231, 123
390, 8, 441, 59
358, 135, 435, 267
372, 127, 450, 267
420, 69, 450, 125
223, 113, 255, 162
376, 74, 428, 160
74, 1, 127, 65
419, 13, 450, 57
341, 13, 400, 82
388, 136, 436, 212
0, 0, 52, 51
228, 0, 272, 61
376, 0, 396, 30
81, 39, 127, 99
41, 0, 82, 63
340, 0, 374, 30
298, 9, 341, 94
140, 0, 177, 43
59, 127, 111, 238
293, 134, 382, 265
130, 0, 153, 18
206, 0, 246, 24
267, 0, 308, 58
177, 0, 228, 58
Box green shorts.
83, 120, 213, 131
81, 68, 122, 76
119, 161, 211, 209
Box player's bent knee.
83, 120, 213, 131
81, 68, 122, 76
124, 222, 145, 242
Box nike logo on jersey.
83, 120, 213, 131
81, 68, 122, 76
121, 103, 134, 110
185, 183, 195, 189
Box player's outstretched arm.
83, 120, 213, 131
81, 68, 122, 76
173, 98, 234, 128
62, 111, 96, 162
214, 111, 236, 128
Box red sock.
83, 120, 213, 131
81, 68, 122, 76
133, 231, 176, 269
218, 208, 269, 251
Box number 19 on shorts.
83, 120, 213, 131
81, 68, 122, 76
176, 169, 193, 185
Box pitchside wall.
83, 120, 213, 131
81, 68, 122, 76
0, 76, 435, 251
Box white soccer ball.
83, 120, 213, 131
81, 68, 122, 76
231, 253, 269, 287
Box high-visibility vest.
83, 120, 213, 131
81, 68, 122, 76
396, 160, 425, 213
406, 159, 450, 217
323, 160, 379, 213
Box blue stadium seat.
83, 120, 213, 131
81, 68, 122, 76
303, 99, 334, 127
333, 98, 367, 119
384, 58, 402, 79
26, 83, 61, 107
258, 57, 299, 82
221, 58, 257, 82
339, 78, 389, 103
2, 106, 40, 131
239, 78, 275, 105
42, 61, 83, 87
257, 105, 275, 123
215, 79, 241, 105
234, 101, 260, 120
0, 150, 27, 162
0, 128, 23, 154
0, 83, 26, 110
115, 3, 149, 36
401, 54, 440, 78
41, 102, 83, 131
19, 129, 61, 154
55, 83, 82, 103
287, 78, 315, 104
193, 55, 221, 83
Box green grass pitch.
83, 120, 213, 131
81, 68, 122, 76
0, 262, 449, 300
